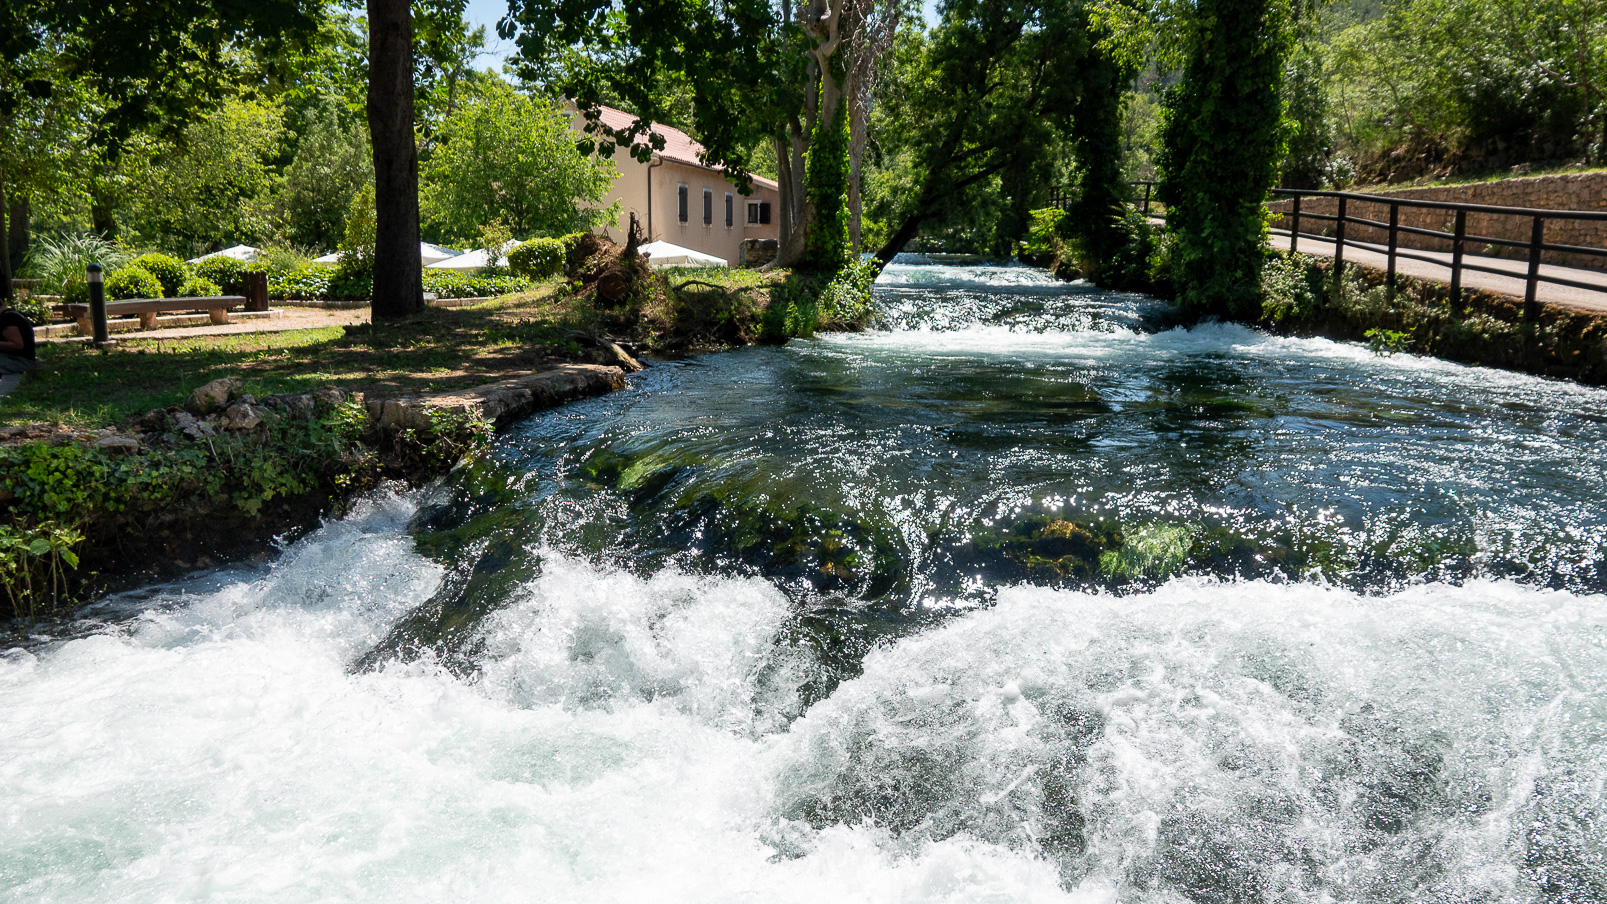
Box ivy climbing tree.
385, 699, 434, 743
1067, 26, 1141, 285
1156, 0, 1293, 316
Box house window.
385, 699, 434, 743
725, 193, 733, 228
746, 200, 761, 225
703, 188, 713, 225
678, 184, 688, 223
759, 201, 772, 224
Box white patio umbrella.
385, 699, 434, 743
637, 241, 729, 268
425, 240, 520, 271
310, 242, 462, 267
187, 244, 259, 264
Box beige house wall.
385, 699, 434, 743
593, 157, 780, 266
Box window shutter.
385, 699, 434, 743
759, 201, 772, 225
678, 185, 688, 222
703, 189, 713, 224
725, 194, 733, 227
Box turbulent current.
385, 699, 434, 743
4, 257, 1606, 902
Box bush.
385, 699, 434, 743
328, 265, 371, 301
105, 266, 164, 301
26, 233, 131, 304
562, 233, 592, 275
193, 256, 248, 293
1260, 253, 1320, 323
129, 253, 191, 297
177, 276, 223, 298
507, 237, 566, 279
422, 271, 530, 300
10, 293, 52, 324
818, 257, 879, 326
1017, 208, 1067, 265
268, 266, 332, 300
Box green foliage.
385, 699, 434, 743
475, 219, 515, 268
105, 266, 164, 301
0, 403, 367, 615
816, 258, 879, 326
0, 521, 83, 619
278, 97, 373, 250
1157, 0, 1293, 316
1366, 327, 1412, 355
507, 237, 566, 279
116, 96, 287, 250
1018, 208, 1068, 264
128, 253, 191, 296
804, 87, 852, 272
178, 275, 223, 298
1327, 0, 1607, 176
194, 256, 248, 294
1068, 35, 1141, 281
420, 81, 618, 245
9, 293, 52, 324
422, 271, 532, 299
863, 4, 1094, 259
761, 261, 877, 340
269, 266, 333, 300
1260, 253, 1320, 321
26, 233, 131, 304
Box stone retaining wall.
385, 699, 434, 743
1268, 172, 1607, 272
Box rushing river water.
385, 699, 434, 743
4, 258, 1607, 902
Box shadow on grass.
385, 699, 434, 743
1, 291, 592, 429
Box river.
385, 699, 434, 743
3, 257, 1605, 902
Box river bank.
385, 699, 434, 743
1, 245, 878, 621
1257, 252, 1607, 384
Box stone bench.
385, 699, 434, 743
67, 296, 245, 334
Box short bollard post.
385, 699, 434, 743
245, 271, 268, 312
86, 264, 109, 346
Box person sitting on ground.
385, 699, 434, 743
0, 294, 39, 374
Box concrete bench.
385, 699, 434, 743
67, 296, 245, 334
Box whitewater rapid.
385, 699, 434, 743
4, 258, 1605, 901
3, 491, 1603, 902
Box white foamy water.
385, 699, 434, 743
3, 491, 1603, 902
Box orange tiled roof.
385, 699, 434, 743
582, 103, 779, 190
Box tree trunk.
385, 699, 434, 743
90, 185, 118, 239
875, 210, 926, 265
7, 196, 27, 275
1, 175, 11, 300
368, 0, 424, 319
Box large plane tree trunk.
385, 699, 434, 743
368, 0, 424, 319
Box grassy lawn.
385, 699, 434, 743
2, 284, 596, 430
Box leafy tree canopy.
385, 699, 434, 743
419, 78, 617, 246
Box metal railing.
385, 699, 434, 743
1269, 188, 1607, 312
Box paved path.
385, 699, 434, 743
1269, 229, 1607, 315
40, 306, 371, 344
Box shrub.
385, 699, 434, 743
268, 266, 332, 300
25, 233, 131, 304
193, 256, 248, 293
507, 237, 566, 279
10, 293, 52, 324
1017, 208, 1067, 265
562, 233, 591, 275
105, 266, 164, 301
817, 257, 879, 326
1260, 253, 1319, 323
129, 253, 191, 297
177, 276, 223, 298
422, 271, 530, 299
328, 266, 371, 301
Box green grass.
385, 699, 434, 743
1, 290, 588, 430
1, 266, 799, 431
